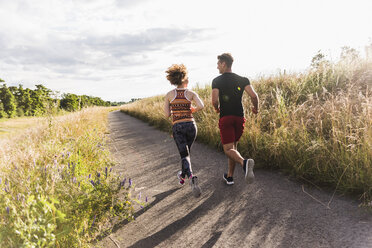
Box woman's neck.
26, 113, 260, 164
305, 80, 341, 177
177, 84, 188, 89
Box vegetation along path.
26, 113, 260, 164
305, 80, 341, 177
97, 111, 372, 248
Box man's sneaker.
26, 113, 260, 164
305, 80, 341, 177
243, 159, 255, 184
223, 173, 234, 185
190, 176, 201, 198
177, 171, 185, 186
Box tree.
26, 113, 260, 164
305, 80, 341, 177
16, 85, 33, 116
60, 93, 80, 111
340, 46, 359, 62
29, 84, 54, 116
0, 84, 17, 118
311, 50, 329, 69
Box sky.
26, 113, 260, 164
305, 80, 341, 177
0, 0, 371, 102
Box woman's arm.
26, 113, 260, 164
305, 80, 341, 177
189, 90, 204, 113
164, 93, 171, 118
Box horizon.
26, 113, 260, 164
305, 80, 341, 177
1, 0, 371, 102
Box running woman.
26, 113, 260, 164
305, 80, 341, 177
164, 64, 204, 197
212, 53, 259, 185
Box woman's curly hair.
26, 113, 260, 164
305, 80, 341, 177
165, 64, 188, 86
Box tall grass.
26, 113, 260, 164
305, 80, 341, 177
121, 59, 372, 204
0, 107, 138, 247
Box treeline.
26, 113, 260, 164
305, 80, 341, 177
0, 81, 112, 118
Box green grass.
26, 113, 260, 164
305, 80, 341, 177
122, 59, 372, 205
0, 107, 142, 247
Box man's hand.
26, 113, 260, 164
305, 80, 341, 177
215, 107, 220, 113
251, 107, 258, 114
191, 106, 197, 113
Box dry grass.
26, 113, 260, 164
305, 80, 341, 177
122, 60, 372, 204
0, 107, 136, 247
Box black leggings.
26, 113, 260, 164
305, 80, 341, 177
172, 121, 197, 178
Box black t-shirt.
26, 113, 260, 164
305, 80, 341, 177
212, 72, 250, 118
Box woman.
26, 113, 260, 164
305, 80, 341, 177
164, 64, 204, 197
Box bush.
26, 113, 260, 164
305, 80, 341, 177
0, 108, 140, 247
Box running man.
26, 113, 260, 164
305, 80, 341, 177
164, 64, 204, 197
211, 53, 259, 185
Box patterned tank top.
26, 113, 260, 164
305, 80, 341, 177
170, 89, 194, 125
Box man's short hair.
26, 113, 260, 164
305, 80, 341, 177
217, 53, 234, 68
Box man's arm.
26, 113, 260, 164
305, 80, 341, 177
244, 85, 259, 114
212, 88, 220, 113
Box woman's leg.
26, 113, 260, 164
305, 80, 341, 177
185, 122, 197, 176
172, 123, 193, 178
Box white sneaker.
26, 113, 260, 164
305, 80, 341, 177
177, 171, 185, 186
190, 176, 201, 197
244, 159, 255, 184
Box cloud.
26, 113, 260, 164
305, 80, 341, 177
114, 0, 152, 8
86, 28, 207, 53
0, 26, 210, 73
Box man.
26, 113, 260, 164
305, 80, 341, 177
211, 53, 259, 185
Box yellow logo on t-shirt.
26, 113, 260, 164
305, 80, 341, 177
237, 86, 241, 91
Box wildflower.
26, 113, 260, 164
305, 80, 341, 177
6, 206, 10, 214
67, 152, 71, 158
78, 182, 81, 187
97, 172, 101, 178
0, 178, 2, 184
138, 192, 141, 200
110, 168, 113, 173
146, 196, 148, 203
105, 167, 108, 178
91, 214, 97, 228
119, 178, 126, 188
90, 180, 95, 186
68, 162, 70, 169
4, 187, 8, 193
73, 177, 77, 184
129, 178, 132, 187
88, 174, 91, 179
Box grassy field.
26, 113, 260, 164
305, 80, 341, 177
121, 59, 372, 205
0, 107, 141, 247
0, 116, 45, 137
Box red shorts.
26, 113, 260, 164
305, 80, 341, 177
218, 115, 245, 145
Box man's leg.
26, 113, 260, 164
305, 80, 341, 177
227, 142, 238, 177
223, 142, 244, 169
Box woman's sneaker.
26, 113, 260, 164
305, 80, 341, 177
223, 173, 234, 185
243, 159, 255, 184
190, 176, 201, 197
177, 171, 185, 186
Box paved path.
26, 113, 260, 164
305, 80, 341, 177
97, 111, 372, 248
